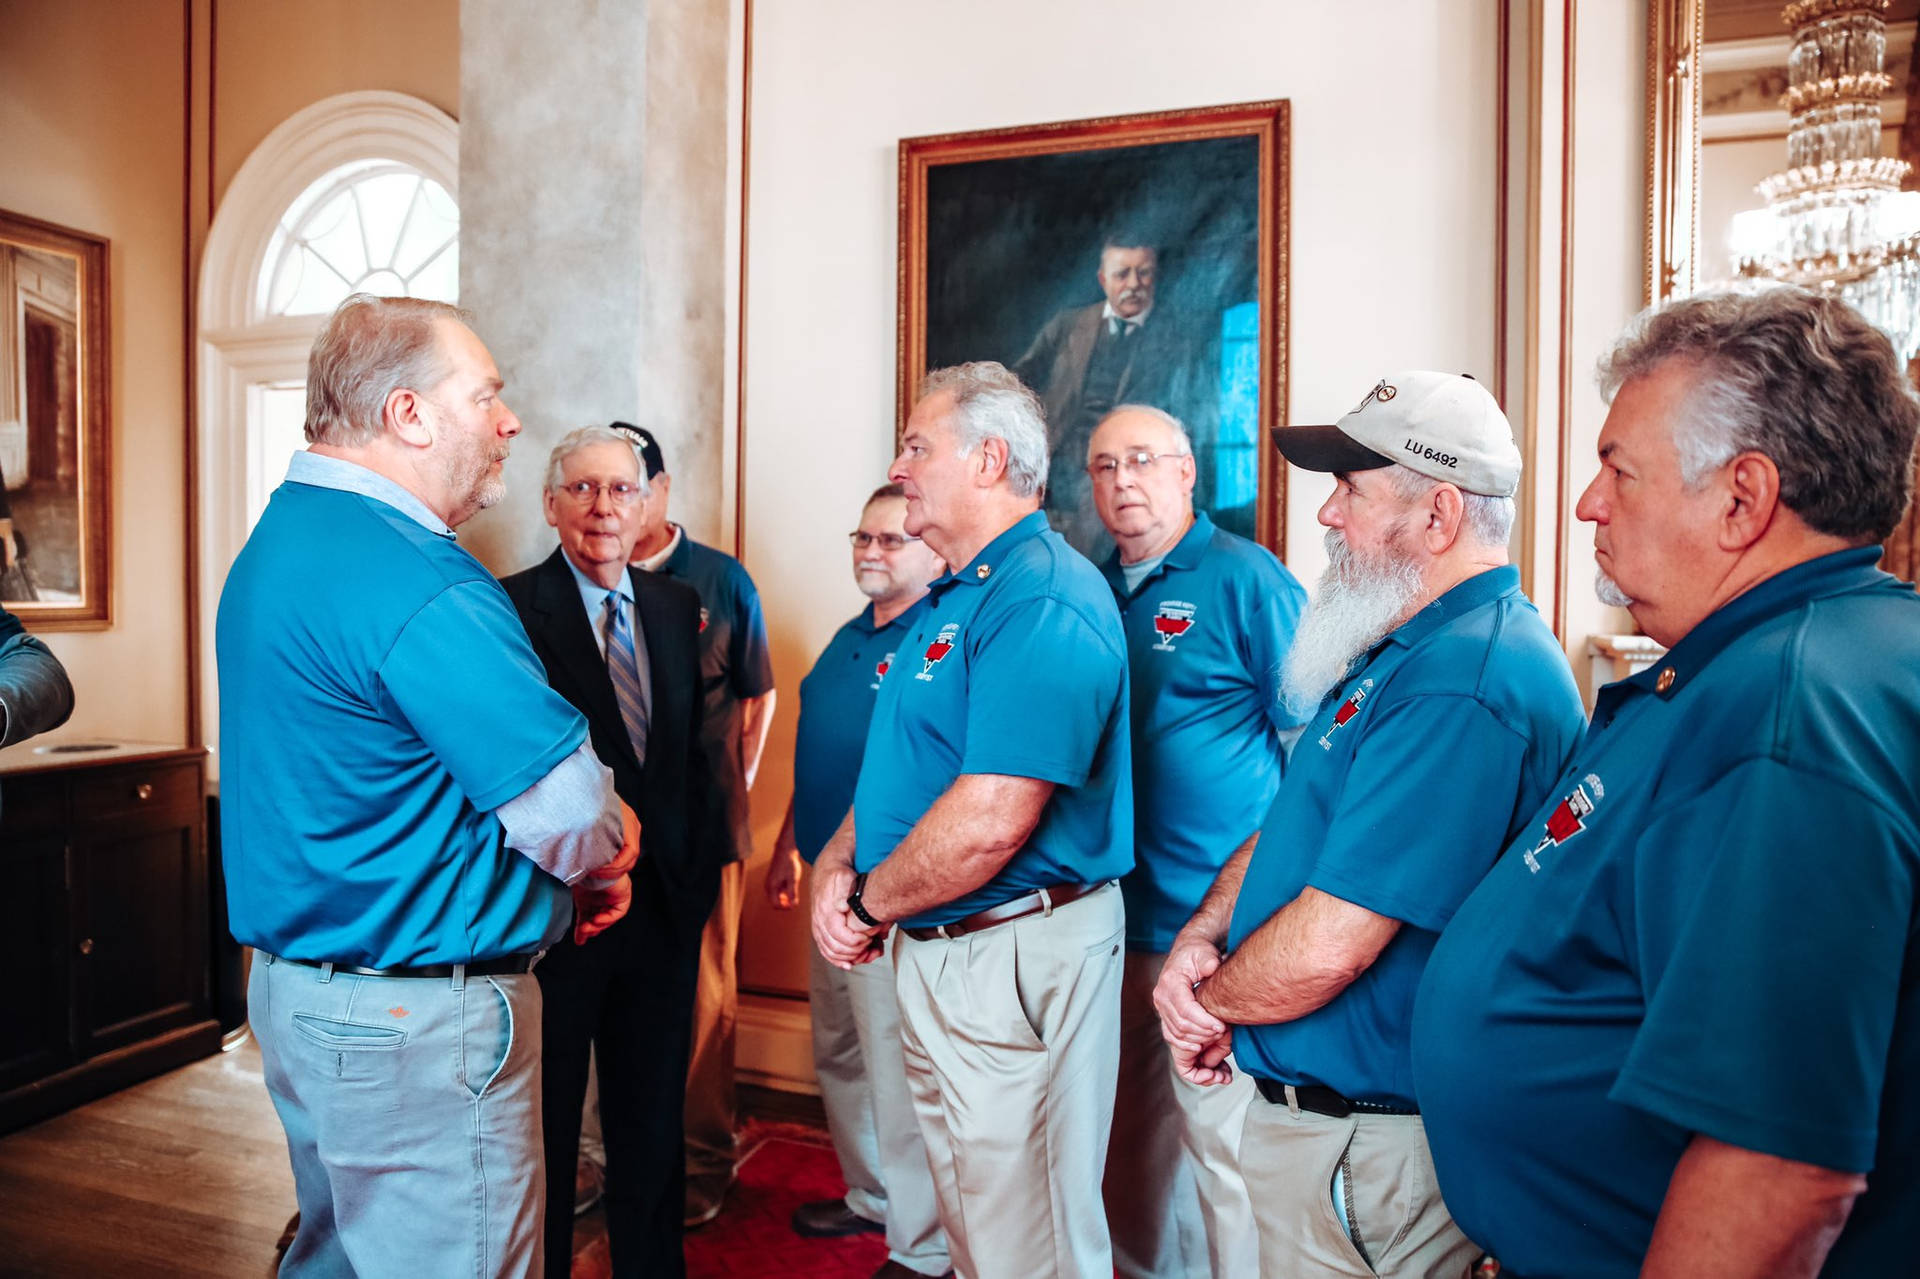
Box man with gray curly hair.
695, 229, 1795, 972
811, 362, 1134, 1277
1415, 286, 1920, 1279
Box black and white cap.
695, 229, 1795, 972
1270, 371, 1522, 498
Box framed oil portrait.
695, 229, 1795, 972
0, 209, 111, 628
899, 99, 1289, 558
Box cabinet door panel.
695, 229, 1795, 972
0, 833, 74, 1091
73, 821, 206, 1056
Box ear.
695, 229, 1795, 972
386, 387, 434, 448
1718, 452, 1781, 551
1176, 453, 1197, 498
1423, 482, 1466, 554
543, 487, 561, 529
654, 471, 673, 505
974, 436, 1011, 488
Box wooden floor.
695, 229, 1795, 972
0, 1041, 826, 1278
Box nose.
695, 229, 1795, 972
498, 399, 523, 438
1317, 489, 1343, 529
591, 484, 617, 516
887, 453, 910, 484
1574, 471, 1606, 524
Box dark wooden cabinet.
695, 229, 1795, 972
0, 747, 219, 1134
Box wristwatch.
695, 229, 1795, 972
846, 872, 885, 929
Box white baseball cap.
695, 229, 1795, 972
1270, 371, 1522, 498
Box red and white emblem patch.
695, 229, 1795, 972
1151, 600, 1196, 652
916, 624, 960, 682
698, 607, 709, 633
1316, 679, 1374, 750
1523, 774, 1605, 873
871, 651, 894, 690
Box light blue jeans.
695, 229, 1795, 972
251, 952, 546, 1278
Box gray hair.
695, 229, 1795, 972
544, 424, 649, 492
919, 362, 1049, 497
304, 293, 470, 447
1094, 404, 1193, 457
1598, 286, 1920, 542
1383, 463, 1516, 547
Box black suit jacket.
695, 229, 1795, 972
500, 549, 713, 929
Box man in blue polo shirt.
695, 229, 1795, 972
811, 362, 1132, 1279
1414, 288, 1920, 1279
1088, 404, 1304, 1279
765, 482, 950, 1279
1155, 371, 1583, 1278
219, 294, 639, 1277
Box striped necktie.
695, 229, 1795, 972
602, 591, 649, 765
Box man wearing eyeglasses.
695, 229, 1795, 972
765, 482, 950, 1279
500, 425, 713, 1276
1086, 405, 1305, 1279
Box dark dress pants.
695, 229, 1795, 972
539, 870, 705, 1279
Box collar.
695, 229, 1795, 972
930, 510, 1048, 597
637, 523, 687, 574
562, 551, 632, 606
1101, 300, 1152, 329
1383, 564, 1522, 651
1607, 545, 1889, 705
1101, 511, 1214, 597
285, 451, 453, 538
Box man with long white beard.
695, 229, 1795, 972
1153, 371, 1584, 1278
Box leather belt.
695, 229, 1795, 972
278, 954, 538, 979
901, 881, 1109, 942
1255, 1078, 1418, 1118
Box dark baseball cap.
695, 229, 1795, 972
608, 421, 666, 479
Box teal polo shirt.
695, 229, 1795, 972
219, 458, 588, 968
853, 510, 1133, 927
792, 599, 923, 862
1413, 547, 1920, 1278
1227, 565, 1583, 1108
1100, 513, 1306, 952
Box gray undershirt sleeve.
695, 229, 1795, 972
495, 739, 625, 884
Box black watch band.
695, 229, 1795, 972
846, 872, 885, 929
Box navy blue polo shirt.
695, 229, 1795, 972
792, 599, 923, 862
649, 530, 775, 863
1101, 514, 1306, 952
1413, 548, 1920, 1278
1227, 565, 1583, 1108
853, 510, 1133, 927
219, 464, 589, 968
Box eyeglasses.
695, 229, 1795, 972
1086, 450, 1190, 478
848, 531, 921, 551
557, 479, 645, 507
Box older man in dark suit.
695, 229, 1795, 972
500, 424, 713, 1279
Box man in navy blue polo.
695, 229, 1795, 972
812, 362, 1132, 1279
1156, 371, 1583, 1278
1414, 288, 1920, 1279
219, 295, 639, 1277
766, 482, 951, 1279
1088, 404, 1304, 1279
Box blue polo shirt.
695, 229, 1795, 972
1412, 548, 1920, 1279
853, 510, 1132, 927
1226, 565, 1583, 1108
793, 599, 922, 862
218, 456, 589, 968
1101, 513, 1306, 952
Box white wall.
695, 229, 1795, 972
735, 0, 1502, 992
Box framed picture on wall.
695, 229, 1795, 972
0, 209, 111, 628
898, 99, 1290, 558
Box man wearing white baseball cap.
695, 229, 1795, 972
1153, 371, 1583, 1276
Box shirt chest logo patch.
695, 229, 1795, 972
1151, 600, 1196, 651
698, 607, 709, 633
916, 624, 959, 681
872, 651, 894, 690
1316, 679, 1374, 750
1523, 774, 1605, 873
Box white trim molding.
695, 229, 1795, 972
737, 993, 818, 1095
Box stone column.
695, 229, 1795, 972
458, 0, 731, 574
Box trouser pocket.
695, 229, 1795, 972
460, 976, 516, 1099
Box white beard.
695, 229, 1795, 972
1281, 529, 1425, 719
1594, 568, 1635, 608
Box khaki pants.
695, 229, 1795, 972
809, 921, 949, 1275
893, 882, 1124, 1279
1104, 950, 1259, 1278
1239, 1089, 1479, 1279
684, 859, 745, 1209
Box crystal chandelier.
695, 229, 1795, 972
1729, 0, 1920, 359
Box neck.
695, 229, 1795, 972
1636, 527, 1858, 648
871, 586, 928, 629
1116, 511, 1194, 565
926, 497, 1040, 574
311, 440, 457, 527
631, 520, 677, 563
569, 552, 627, 589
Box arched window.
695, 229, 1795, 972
196, 91, 458, 767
